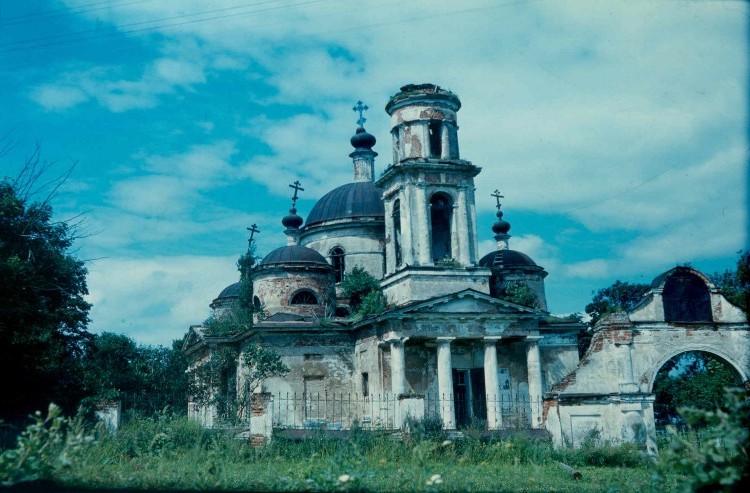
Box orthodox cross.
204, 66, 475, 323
353, 100, 369, 127
246, 223, 260, 249
289, 180, 304, 208
491, 189, 504, 210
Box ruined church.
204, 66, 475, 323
183, 84, 749, 449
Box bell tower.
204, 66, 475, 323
376, 84, 490, 305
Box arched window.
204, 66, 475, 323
663, 272, 712, 322
430, 192, 453, 261
330, 247, 345, 283
290, 289, 319, 305
253, 296, 262, 312
428, 121, 441, 158
393, 199, 402, 268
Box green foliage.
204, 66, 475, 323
203, 304, 254, 336
653, 352, 741, 429
585, 280, 650, 326
498, 280, 540, 309
0, 404, 95, 486
241, 344, 290, 394
662, 388, 749, 492
709, 250, 749, 313
340, 267, 385, 317
80, 333, 190, 418
0, 178, 91, 421
236, 246, 256, 312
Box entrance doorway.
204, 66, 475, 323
452, 369, 487, 427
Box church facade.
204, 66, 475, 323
183, 84, 749, 448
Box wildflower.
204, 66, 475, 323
426, 473, 443, 486
339, 474, 352, 483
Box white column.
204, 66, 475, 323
440, 122, 451, 159
421, 122, 431, 158
416, 183, 431, 265
400, 187, 415, 265
457, 186, 470, 265
525, 336, 544, 429
436, 337, 455, 430
384, 199, 396, 275
390, 338, 408, 396
483, 337, 502, 430
468, 185, 479, 263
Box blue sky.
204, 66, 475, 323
1, 0, 747, 346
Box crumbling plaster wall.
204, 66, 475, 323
301, 222, 385, 280
253, 269, 335, 318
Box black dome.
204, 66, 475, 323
479, 249, 539, 270
351, 127, 376, 149
216, 282, 240, 299
259, 245, 329, 266
306, 182, 384, 227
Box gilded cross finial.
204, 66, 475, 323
289, 180, 305, 208
353, 100, 369, 127
246, 223, 260, 249
491, 189, 504, 210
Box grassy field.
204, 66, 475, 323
3, 412, 686, 492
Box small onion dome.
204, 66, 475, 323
492, 209, 511, 235
282, 207, 304, 229
479, 249, 539, 270
306, 182, 384, 226
350, 126, 376, 150
259, 245, 329, 266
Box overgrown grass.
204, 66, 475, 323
3, 412, 685, 492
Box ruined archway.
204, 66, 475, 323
651, 350, 742, 429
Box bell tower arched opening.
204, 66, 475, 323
430, 192, 453, 261
393, 198, 403, 268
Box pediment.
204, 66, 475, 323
393, 289, 543, 317
182, 325, 206, 350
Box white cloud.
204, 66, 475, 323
30, 85, 88, 111
86, 255, 239, 345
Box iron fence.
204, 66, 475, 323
268, 393, 540, 431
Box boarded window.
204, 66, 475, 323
663, 272, 712, 322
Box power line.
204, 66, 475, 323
0, 0, 154, 27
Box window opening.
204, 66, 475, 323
362, 372, 369, 397
290, 290, 318, 305
253, 296, 261, 312
430, 192, 453, 261
428, 121, 441, 158
330, 247, 345, 283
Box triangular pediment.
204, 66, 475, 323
388, 289, 544, 317
182, 325, 206, 351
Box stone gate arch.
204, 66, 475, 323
646, 346, 747, 393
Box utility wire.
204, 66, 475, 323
0, 0, 155, 27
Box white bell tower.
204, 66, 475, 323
376, 84, 490, 305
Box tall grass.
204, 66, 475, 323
3, 412, 680, 492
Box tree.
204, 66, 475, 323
497, 280, 539, 309
709, 250, 749, 313
0, 172, 91, 421
652, 351, 741, 429
340, 266, 384, 317
81, 333, 190, 417
584, 280, 650, 326
202, 246, 257, 336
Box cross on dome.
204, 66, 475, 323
289, 180, 305, 208
246, 223, 259, 249
491, 189, 504, 210
353, 100, 369, 127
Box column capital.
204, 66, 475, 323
483, 336, 503, 344
525, 336, 543, 344
436, 336, 455, 343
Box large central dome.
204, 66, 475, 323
305, 181, 384, 227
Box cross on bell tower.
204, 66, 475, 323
246, 223, 260, 250
353, 100, 369, 127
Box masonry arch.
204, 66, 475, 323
289, 289, 319, 305
647, 345, 747, 392
329, 246, 345, 283
650, 348, 743, 428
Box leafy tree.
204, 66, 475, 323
709, 250, 749, 313
497, 280, 539, 309
0, 172, 91, 421
202, 246, 257, 336
653, 351, 741, 429
81, 333, 190, 417
584, 280, 650, 326
340, 266, 386, 318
